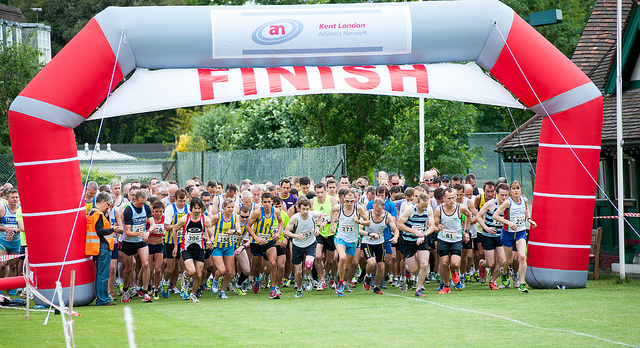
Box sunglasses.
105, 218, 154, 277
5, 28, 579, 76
345, 199, 355, 203
240, 215, 250, 219
391, 182, 399, 186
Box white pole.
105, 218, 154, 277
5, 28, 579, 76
418, 0, 425, 182
55, 281, 72, 348
419, 97, 425, 181
616, 0, 625, 279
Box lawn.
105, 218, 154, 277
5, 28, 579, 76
1, 274, 638, 347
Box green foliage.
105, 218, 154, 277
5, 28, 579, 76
238, 97, 303, 150
294, 94, 413, 178
74, 110, 179, 145
0, 41, 43, 154
190, 105, 243, 152
383, 99, 481, 185
80, 166, 119, 185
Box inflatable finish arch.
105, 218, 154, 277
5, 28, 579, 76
8, 0, 602, 305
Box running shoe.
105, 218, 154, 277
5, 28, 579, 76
219, 290, 228, 299
206, 277, 212, 290
241, 281, 248, 293
391, 278, 399, 287
488, 282, 499, 290
211, 279, 219, 294
438, 286, 451, 295
269, 290, 280, 299
329, 279, 336, 289
518, 283, 529, 293
317, 279, 327, 291
231, 286, 246, 296
276, 286, 282, 296
180, 290, 190, 300
304, 276, 313, 291
142, 293, 153, 302
283, 279, 291, 288
373, 287, 383, 295
500, 272, 510, 288
451, 271, 460, 285
294, 289, 303, 298
455, 281, 465, 290
465, 274, 472, 283
437, 282, 445, 291
415, 289, 425, 297
196, 288, 203, 298
479, 259, 487, 275
512, 272, 520, 288
345, 282, 353, 293
161, 281, 170, 298
428, 272, 436, 282
130, 288, 140, 298
363, 275, 371, 291
398, 276, 407, 293
171, 287, 180, 294
118, 283, 124, 296
435, 273, 441, 282
336, 282, 345, 297
380, 280, 388, 289
190, 293, 199, 303
109, 293, 116, 302
121, 291, 130, 303
253, 275, 261, 294
7, 289, 17, 296
153, 290, 160, 300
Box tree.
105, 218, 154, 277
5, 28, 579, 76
383, 99, 481, 184
294, 94, 413, 178
0, 41, 43, 153
189, 104, 244, 152
237, 97, 304, 150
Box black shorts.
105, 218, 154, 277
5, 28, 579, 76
292, 242, 317, 265
362, 243, 385, 263
277, 244, 287, 256
250, 240, 277, 258
437, 240, 463, 257
181, 245, 205, 263
316, 234, 336, 252
111, 241, 119, 260
472, 237, 479, 251
427, 233, 437, 249
204, 246, 213, 259
163, 243, 180, 260
121, 241, 148, 256
148, 243, 163, 255
462, 239, 472, 250
401, 239, 428, 259
480, 234, 502, 251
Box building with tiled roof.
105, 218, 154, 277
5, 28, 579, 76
496, 0, 640, 254
1, 4, 52, 64
0, 4, 27, 23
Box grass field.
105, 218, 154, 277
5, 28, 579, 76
1, 274, 639, 347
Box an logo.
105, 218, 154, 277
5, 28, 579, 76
252, 19, 303, 45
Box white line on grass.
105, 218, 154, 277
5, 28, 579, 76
385, 293, 638, 347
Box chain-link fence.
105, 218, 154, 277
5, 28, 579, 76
468, 132, 535, 197
177, 145, 346, 185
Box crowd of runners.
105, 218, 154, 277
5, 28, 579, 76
0, 169, 535, 305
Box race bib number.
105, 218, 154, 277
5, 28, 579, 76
414, 225, 425, 235
185, 232, 202, 246
442, 229, 456, 240
322, 214, 331, 223
217, 234, 231, 244
132, 225, 144, 235
341, 224, 355, 234
233, 234, 243, 244
514, 214, 526, 227
258, 233, 271, 240
301, 229, 314, 238
270, 226, 279, 235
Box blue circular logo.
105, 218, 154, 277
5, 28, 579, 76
252, 19, 303, 45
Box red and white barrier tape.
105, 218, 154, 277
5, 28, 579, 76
0, 254, 24, 262
593, 213, 640, 219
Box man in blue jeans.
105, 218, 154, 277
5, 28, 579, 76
88, 192, 122, 306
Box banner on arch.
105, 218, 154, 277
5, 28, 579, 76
91, 62, 523, 119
